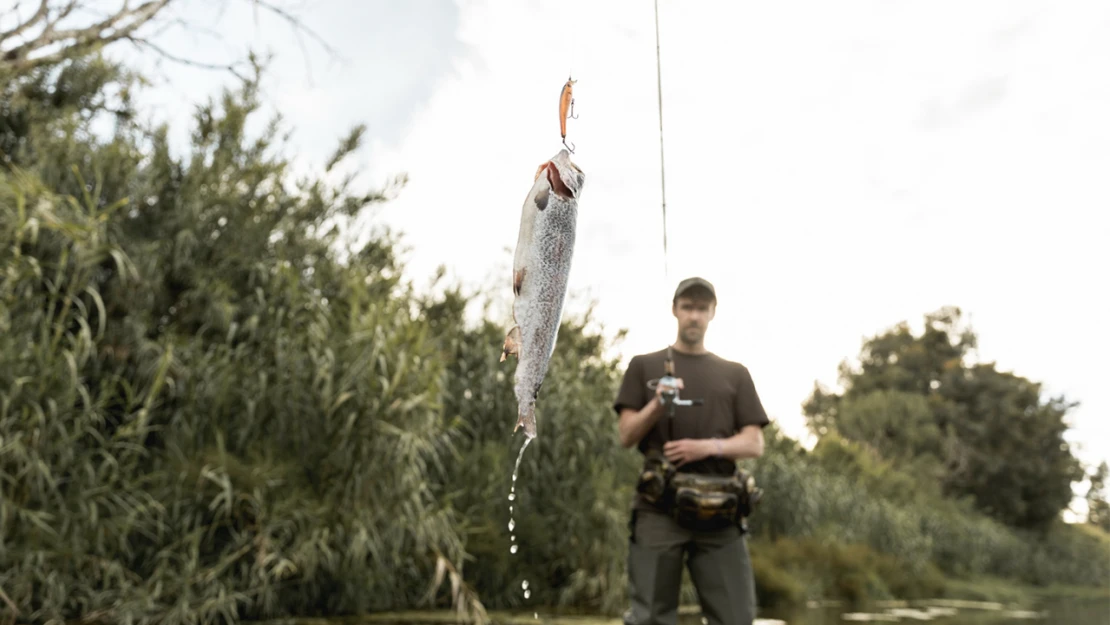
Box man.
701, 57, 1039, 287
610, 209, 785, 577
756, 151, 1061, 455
613, 277, 770, 625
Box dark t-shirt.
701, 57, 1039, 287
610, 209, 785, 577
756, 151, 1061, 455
613, 347, 771, 511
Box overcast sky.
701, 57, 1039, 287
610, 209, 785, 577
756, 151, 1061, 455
103, 0, 1109, 514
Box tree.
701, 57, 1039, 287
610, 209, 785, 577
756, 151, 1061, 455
803, 306, 1084, 531
0, 0, 332, 82
1087, 462, 1110, 533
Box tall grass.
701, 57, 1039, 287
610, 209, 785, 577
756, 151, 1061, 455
747, 430, 1110, 605
0, 75, 467, 623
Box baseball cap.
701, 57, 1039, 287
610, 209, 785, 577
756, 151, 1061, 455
673, 277, 716, 303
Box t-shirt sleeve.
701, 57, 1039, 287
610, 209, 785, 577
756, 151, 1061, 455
734, 365, 770, 430
613, 356, 647, 416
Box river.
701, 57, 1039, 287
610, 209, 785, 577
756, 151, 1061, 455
746, 596, 1110, 625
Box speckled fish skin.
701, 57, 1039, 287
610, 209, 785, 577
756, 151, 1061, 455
500, 148, 585, 439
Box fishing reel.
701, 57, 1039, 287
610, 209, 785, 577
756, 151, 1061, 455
647, 345, 705, 421
647, 374, 704, 417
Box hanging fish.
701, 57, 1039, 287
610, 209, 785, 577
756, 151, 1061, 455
559, 75, 578, 153
501, 148, 586, 439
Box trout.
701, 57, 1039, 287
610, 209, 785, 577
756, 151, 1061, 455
500, 148, 585, 439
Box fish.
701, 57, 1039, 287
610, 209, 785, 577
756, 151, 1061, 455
500, 148, 585, 439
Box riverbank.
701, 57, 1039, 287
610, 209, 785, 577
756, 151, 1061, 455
244, 591, 1110, 625
237, 582, 1110, 625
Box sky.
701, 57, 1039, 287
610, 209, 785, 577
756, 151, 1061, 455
58, 0, 1110, 515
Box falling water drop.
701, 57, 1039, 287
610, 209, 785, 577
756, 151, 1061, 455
507, 437, 534, 601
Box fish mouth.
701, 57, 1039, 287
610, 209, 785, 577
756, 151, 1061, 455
545, 162, 574, 199
544, 150, 584, 199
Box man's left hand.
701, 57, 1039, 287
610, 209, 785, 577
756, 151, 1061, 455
663, 439, 713, 467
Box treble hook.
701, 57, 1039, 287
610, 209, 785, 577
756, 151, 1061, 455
563, 138, 576, 153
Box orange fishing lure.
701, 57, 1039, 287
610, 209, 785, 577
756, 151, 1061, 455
559, 75, 578, 152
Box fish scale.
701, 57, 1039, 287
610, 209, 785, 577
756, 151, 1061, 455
501, 148, 585, 439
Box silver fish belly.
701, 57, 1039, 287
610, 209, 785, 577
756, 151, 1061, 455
501, 149, 585, 439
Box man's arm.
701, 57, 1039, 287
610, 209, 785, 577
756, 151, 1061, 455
662, 424, 763, 466
716, 424, 764, 460
618, 398, 663, 448
614, 356, 682, 449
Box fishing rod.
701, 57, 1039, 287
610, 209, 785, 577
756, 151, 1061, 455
648, 3, 706, 432
654, 0, 669, 283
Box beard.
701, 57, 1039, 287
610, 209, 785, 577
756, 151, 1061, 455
680, 324, 704, 344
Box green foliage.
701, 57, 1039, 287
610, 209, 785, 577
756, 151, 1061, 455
1086, 462, 1110, 533
803, 306, 1085, 530
1, 58, 462, 625
423, 294, 641, 615
747, 431, 1110, 594
750, 536, 946, 609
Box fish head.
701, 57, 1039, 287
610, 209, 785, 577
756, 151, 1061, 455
545, 149, 585, 200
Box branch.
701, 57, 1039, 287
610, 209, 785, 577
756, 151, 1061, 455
126, 34, 248, 82
1, 0, 172, 73
0, 585, 18, 625
250, 0, 338, 60
0, 0, 49, 43
1, 0, 342, 87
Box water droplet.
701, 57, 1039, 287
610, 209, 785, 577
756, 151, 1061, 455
508, 520, 515, 531
524, 589, 531, 599
533, 613, 538, 620
510, 544, 518, 554
522, 580, 529, 590
508, 493, 515, 501
511, 535, 516, 541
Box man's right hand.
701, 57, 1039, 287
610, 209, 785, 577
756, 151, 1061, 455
619, 377, 685, 448
654, 377, 684, 403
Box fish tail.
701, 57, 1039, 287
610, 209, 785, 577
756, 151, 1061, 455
514, 402, 537, 439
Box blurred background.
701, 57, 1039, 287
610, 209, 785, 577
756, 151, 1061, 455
2, 1, 1108, 624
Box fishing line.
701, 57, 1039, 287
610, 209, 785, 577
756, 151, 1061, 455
653, 0, 669, 284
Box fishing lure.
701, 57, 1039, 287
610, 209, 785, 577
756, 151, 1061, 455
559, 75, 578, 153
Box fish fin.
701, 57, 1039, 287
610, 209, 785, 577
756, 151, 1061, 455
514, 402, 537, 439
513, 268, 525, 296
500, 325, 522, 362
534, 186, 549, 211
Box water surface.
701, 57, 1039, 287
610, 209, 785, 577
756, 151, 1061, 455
750, 596, 1109, 625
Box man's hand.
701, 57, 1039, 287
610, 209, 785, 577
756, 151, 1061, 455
619, 377, 685, 448
663, 438, 714, 467
655, 376, 684, 401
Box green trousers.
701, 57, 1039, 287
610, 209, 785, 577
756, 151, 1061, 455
623, 508, 757, 625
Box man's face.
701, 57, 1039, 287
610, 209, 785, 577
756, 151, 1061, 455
672, 294, 716, 344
